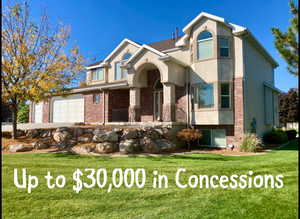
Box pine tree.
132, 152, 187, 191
272, 1, 298, 76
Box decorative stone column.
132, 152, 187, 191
128, 88, 141, 122
162, 83, 175, 122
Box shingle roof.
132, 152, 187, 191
147, 36, 182, 52
87, 60, 103, 67
87, 36, 182, 67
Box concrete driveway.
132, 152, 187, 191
1, 123, 76, 132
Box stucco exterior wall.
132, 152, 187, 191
243, 38, 275, 136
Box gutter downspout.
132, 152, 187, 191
186, 67, 191, 128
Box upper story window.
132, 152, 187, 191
193, 83, 214, 108
197, 31, 213, 60
219, 38, 229, 57
220, 82, 231, 108
115, 53, 132, 80
92, 68, 104, 81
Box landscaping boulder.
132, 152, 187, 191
143, 128, 162, 140
93, 128, 105, 135
8, 144, 32, 152
93, 131, 118, 143
155, 139, 176, 152
55, 127, 71, 132
57, 139, 77, 150
140, 138, 176, 153
141, 137, 160, 153
73, 128, 84, 137
70, 145, 95, 154
53, 130, 71, 143
26, 129, 40, 138
77, 135, 92, 143
122, 129, 140, 139
94, 142, 117, 153
119, 139, 141, 153
32, 139, 52, 149
40, 130, 52, 138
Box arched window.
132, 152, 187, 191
122, 53, 132, 60
115, 53, 132, 80
197, 31, 213, 60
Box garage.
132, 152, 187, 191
52, 95, 84, 123
34, 102, 43, 123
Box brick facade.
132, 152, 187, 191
107, 89, 129, 122
84, 91, 104, 123
227, 77, 245, 148
140, 69, 160, 122
175, 85, 187, 122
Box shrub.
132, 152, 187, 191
285, 129, 297, 141
263, 129, 288, 144
177, 128, 202, 150
240, 133, 262, 152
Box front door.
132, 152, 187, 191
154, 90, 163, 121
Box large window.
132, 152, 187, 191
220, 83, 231, 108
195, 83, 214, 108
197, 31, 213, 60
115, 53, 132, 80
219, 38, 229, 57
198, 129, 226, 147
92, 68, 104, 81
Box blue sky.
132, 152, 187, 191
3, 0, 298, 91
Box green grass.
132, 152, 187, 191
2, 140, 298, 219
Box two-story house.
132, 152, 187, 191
29, 12, 280, 147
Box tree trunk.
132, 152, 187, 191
11, 104, 18, 139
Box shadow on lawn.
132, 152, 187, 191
274, 139, 298, 151
143, 154, 229, 162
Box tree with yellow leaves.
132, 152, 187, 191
2, 1, 85, 139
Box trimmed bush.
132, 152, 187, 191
263, 129, 288, 144
285, 129, 297, 141
240, 133, 262, 152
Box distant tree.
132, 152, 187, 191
17, 102, 29, 123
2, 1, 84, 138
271, 1, 298, 76
278, 88, 298, 126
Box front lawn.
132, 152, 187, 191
2, 140, 298, 219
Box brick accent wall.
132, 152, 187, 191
227, 77, 245, 148
140, 69, 160, 122
84, 91, 104, 123
42, 101, 50, 123
175, 85, 187, 122
107, 89, 129, 122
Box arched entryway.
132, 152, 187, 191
129, 63, 165, 122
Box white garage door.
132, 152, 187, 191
52, 96, 84, 123
34, 102, 43, 123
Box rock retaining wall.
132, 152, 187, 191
6, 125, 186, 154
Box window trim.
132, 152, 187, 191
197, 31, 214, 60
219, 82, 231, 109
93, 93, 101, 104
91, 68, 105, 81
197, 129, 227, 147
114, 52, 132, 81
194, 83, 215, 109
218, 36, 231, 58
